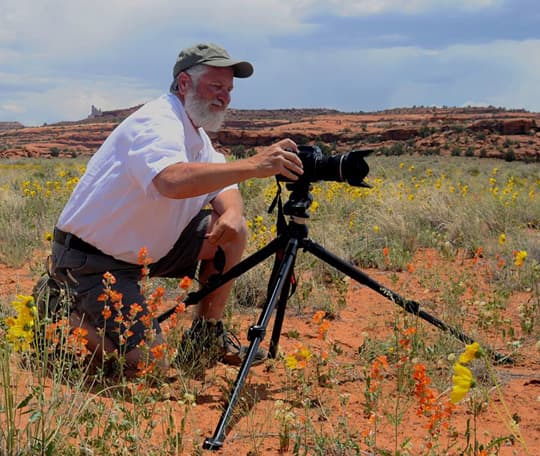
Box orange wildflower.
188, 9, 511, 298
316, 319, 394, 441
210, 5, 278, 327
129, 303, 143, 318
137, 360, 156, 377
403, 327, 417, 336
406, 263, 415, 273
140, 313, 153, 329
103, 271, 116, 285
318, 319, 330, 340
147, 287, 165, 315
472, 246, 483, 264
102, 305, 112, 320
137, 246, 152, 265
382, 246, 390, 267
175, 302, 186, 313
154, 287, 165, 298
370, 355, 389, 380
312, 310, 326, 324
109, 290, 123, 303
45, 319, 69, 345
67, 327, 90, 355
179, 276, 193, 290
150, 342, 170, 360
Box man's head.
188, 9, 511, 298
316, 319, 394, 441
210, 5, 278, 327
170, 43, 253, 132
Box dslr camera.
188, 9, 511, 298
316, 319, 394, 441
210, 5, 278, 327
279, 145, 371, 189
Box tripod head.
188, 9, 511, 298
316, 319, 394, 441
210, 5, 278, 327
283, 181, 313, 218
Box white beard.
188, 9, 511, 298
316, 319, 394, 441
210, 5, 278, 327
184, 90, 226, 132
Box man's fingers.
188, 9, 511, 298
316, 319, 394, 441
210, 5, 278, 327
277, 138, 298, 153
206, 227, 222, 243
285, 152, 304, 171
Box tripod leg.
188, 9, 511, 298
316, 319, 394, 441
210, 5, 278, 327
264, 244, 297, 359
157, 237, 283, 323
203, 238, 300, 450
301, 238, 510, 363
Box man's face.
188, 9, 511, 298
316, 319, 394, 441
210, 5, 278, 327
183, 66, 234, 132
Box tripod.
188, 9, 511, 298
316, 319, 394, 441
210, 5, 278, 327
157, 182, 509, 451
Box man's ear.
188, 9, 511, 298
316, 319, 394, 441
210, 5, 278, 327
177, 72, 192, 97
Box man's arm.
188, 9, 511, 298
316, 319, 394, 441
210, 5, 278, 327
153, 138, 303, 199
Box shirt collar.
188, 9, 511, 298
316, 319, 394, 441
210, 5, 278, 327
167, 93, 204, 158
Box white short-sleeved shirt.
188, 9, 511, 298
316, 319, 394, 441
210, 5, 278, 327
57, 93, 236, 264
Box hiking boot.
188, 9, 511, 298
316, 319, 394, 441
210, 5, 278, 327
178, 319, 267, 370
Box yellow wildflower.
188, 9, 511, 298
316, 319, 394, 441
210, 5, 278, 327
450, 363, 475, 403
285, 346, 312, 370
458, 342, 482, 364
11, 295, 37, 322
285, 355, 299, 370
498, 233, 506, 245
5, 306, 35, 352
513, 250, 527, 267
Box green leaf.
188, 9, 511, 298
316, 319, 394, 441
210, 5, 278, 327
29, 410, 42, 422
16, 393, 33, 410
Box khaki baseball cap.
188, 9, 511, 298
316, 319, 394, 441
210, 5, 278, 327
170, 43, 254, 91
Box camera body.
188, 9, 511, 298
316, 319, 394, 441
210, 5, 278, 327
278, 145, 371, 188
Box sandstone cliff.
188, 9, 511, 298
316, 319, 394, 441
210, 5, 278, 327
1, 106, 539, 161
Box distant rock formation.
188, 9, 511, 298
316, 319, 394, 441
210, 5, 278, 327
1, 106, 539, 161
469, 118, 537, 135
0, 121, 24, 131
88, 105, 103, 119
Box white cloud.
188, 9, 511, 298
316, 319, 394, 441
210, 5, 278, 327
306, 0, 503, 15
381, 39, 540, 111
0, 74, 159, 125
0, 0, 311, 59
236, 38, 540, 113
1, 0, 504, 61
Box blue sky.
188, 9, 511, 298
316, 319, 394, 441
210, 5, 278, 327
1, 0, 539, 126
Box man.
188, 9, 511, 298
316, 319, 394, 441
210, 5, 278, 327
49, 43, 303, 378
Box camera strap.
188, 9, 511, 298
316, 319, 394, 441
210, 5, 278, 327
268, 180, 288, 235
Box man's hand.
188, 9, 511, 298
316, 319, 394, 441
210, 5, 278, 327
206, 208, 245, 245
247, 138, 304, 181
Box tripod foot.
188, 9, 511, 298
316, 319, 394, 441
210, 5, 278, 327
202, 437, 223, 451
